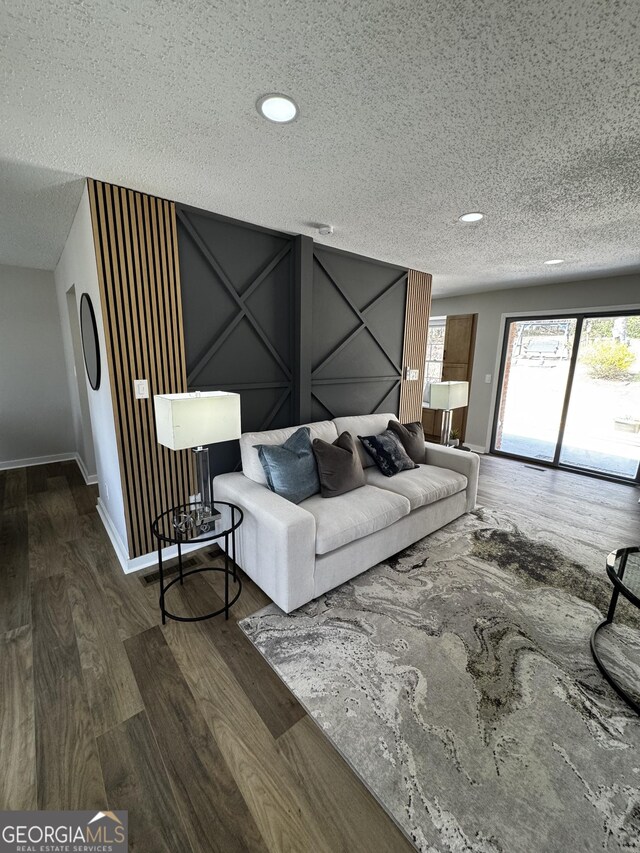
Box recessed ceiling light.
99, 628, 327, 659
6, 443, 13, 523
458, 212, 484, 223
544, 259, 564, 265
257, 93, 298, 123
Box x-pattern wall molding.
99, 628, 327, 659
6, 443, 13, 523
310, 247, 408, 420
179, 211, 292, 393
176, 206, 296, 471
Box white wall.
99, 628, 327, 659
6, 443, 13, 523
64, 284, 97, 480
55, 185, 129, 553
432, 273, 640, 451
0, 264, 75, 466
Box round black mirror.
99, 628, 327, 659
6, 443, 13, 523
80, 293, 101, 390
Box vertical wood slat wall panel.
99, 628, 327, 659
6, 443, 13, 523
398, 270, 432, 423
88, 179, 194, 558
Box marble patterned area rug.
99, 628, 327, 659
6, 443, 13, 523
240, 507, 640, 853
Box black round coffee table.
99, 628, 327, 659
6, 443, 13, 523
151, 501, 243, 624
590, 545, 640, 714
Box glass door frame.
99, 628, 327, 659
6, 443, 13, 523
490, 309, 640, 485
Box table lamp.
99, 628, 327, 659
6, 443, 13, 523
428, 381, 469, 446
154, 391, 241, 533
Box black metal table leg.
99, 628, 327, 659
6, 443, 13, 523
232, 508, 237, 583
158, 542, 166, 625
605, 587, 619, 623
590, 546, 640, 714
224, 532, 230, 620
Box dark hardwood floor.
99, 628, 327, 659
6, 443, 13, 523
477, 454, 640, 548
0, 457, 638, 850
0, 461, 413, 852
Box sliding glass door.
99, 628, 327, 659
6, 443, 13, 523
560, 316, 640, 478
492, 312, 640, 482
493, 318, 577, 461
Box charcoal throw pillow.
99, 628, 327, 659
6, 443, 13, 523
387, 419, 426, 464
255, 427, 320, 504
358, 429, 419, 477
312, 431, 366, 498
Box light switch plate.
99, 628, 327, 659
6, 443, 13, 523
485, 374, 492, 384
134, 379, 149, 399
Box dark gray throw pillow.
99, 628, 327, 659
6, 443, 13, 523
358, 429, 419, 477
312, 431, 366, 498
255, 427, 320, 504
387, 419, 426, 464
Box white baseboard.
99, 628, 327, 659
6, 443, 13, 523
0, 451, 99, 483
96, 497, 209, 575
96, 497, 130, 568
123, 539, 210, 574
0, 451, 77, 471
467, 444, 487, 454
74, 453, 98, 485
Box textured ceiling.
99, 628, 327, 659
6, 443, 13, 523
1, 0, 639, 294
0, 158, 83, 269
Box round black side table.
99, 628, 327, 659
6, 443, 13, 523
151, 501, 243, 623
590, 545, 640, 714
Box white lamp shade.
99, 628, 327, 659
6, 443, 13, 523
428, 381, 469, 411
154, 391, 241, 450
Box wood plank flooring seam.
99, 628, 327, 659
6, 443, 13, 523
97, 709, 196, 853
124, 626, 269, 853
0, 506, 31, 633
0, 624, 37, 810
161, 577, 338, 853
31, 573, 107, 811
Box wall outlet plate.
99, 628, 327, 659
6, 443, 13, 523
134, 379, 149, 399
405, 368, 420, 381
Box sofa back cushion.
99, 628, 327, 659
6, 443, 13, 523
240, 420, 339, 484
332, 413, 398, 469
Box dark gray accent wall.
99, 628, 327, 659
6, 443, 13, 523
177, 206, 409, 474
310, 246, 408, 419
176, 205, 296, 474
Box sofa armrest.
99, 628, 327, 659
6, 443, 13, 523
423, 442, 480, 512
214, 472, 316, 613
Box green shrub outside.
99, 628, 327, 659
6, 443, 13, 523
580, 340, 635, 379
583, 316, 640, 341
585, 318, 614, 339
626, 315, 640, 339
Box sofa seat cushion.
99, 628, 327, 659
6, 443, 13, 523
365, 464, 467, 511
301, 485, 411, 555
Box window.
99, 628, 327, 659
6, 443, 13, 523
424, 315, 446, 384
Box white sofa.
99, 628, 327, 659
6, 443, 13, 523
215, 413, 479, 613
